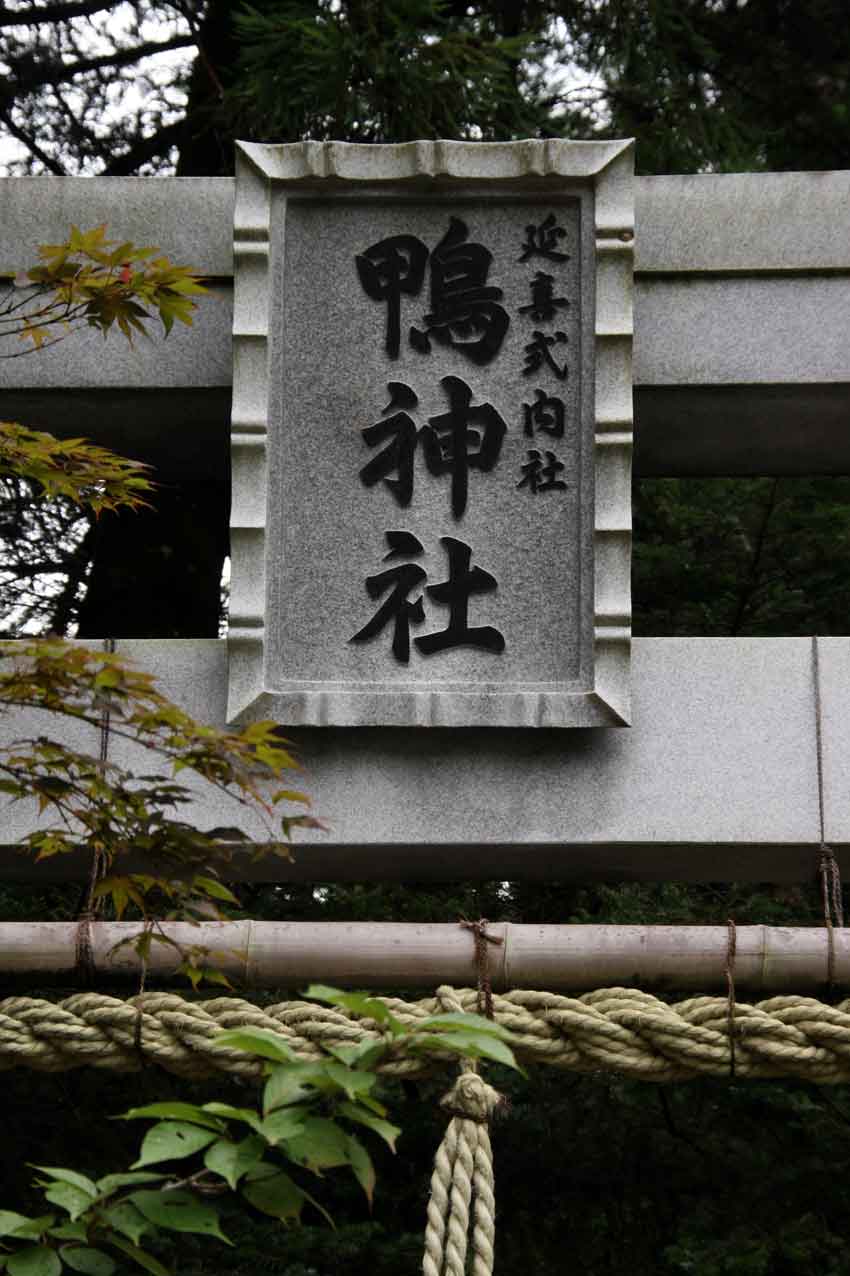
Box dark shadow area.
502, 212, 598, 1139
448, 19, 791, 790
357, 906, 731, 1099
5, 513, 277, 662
9, 470, 850, 642
634, 475, 850, 637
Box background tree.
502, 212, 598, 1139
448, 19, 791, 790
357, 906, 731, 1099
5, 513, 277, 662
3, 1, 848, 180
0, 1, 564, 177
0, 1, 194, 176
571, 0, 850, 173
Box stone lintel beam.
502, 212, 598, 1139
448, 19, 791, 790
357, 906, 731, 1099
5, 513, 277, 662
0, 173, 849, 476
1, 637, 848, 884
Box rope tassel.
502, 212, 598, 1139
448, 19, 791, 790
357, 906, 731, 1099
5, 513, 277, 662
423, 1071, 501, 1276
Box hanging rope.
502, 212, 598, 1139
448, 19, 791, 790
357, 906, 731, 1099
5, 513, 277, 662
423, 1070, 501, 1276
422, 928, 505, 1276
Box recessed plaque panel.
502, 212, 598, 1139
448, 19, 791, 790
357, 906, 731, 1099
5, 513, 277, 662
229, 141, 633, 727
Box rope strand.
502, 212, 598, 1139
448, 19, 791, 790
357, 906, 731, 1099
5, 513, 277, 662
1, 987, 850, 1083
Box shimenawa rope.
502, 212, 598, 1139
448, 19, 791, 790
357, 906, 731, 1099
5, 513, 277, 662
423, 924, 503, 1276
7, 985, 850, 1082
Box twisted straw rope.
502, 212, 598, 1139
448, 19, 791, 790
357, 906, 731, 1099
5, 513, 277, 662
423, 987, 501, 1276
3, 986, 850, 1083
423, 1072, 500, 1276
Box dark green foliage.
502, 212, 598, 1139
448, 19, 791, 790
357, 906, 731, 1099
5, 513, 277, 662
2, 1, 850, 178
488, 1071, 850, 1276
634, 478, 850, 636
570, 0, 850, 174
228, 0, 558, 144
223, 0, 850, 175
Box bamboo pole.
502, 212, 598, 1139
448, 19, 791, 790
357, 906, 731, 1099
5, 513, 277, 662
0, 922, 847, 992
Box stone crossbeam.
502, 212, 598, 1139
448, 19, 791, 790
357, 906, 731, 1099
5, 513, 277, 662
2, 169, 848, 884
1, 637, 848, 883
1, 172, 849, 476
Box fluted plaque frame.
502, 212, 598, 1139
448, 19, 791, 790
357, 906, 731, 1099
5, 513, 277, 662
228, 139, 633, 728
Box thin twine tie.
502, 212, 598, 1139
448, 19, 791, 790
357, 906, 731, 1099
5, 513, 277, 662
725, 918, 737, 1078
812, 637, 844, 990
75, 637, 115, 984
460, 918, 503, 1021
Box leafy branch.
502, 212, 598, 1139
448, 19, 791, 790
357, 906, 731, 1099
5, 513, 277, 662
0, 638, 324, 964
0, 227, 319, 969
0, 423, 152, 517
0, 990, 519, 1276
1, 224, 207, 356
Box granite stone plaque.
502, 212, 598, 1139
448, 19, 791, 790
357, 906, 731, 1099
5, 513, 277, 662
229, 140, 633, 727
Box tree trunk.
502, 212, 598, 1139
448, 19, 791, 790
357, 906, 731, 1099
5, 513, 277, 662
175, 0, 240, 176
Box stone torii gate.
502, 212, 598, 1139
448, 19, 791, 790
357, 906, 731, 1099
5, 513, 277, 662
1, 145, 849, 894
4, 143, 850, 1276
